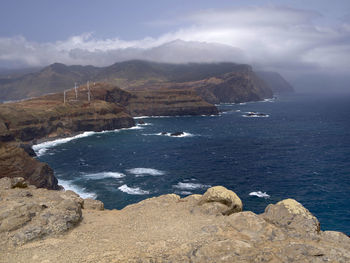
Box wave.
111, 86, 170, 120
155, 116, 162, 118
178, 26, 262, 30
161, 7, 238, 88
134, 116, 173, 119
242, 112, 270, 118
142, 132, 195, 138
119, 125, 144, 130
262, 98, 276, 103
32, 125, 143, 156
118, 184, 150, 195
126, 168, 165, 177
82, 172, 126, 180
174, 182, 210, 190
32, 131, 96, 156
58, 179, 97, 199
134, 115, 199, 119
249, 191, 270, 198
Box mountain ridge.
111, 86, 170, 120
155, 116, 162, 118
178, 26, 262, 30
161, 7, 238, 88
0, 60, 290, 103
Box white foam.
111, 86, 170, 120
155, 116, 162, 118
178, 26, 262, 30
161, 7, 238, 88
58, 179, 97, 199
33, 125, 143, 157
118, 184, 150, 195
143, 132, 194, 138
249, 191, 270, 198
32, 131, 96, 156
174, 182, 210, 190
134, 116, 172, 119
119, 125, 144, 130
242, 112, 270, 118
126, 168, 165, 177
82, 172, 126, 180
242, 114, 270, 118
262, 98, 275, 103
134, 115, 196, 119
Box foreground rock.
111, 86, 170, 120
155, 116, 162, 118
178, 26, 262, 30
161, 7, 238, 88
1, 181, 349, 262
0, 143, 59, 189
0, 177, 82, 246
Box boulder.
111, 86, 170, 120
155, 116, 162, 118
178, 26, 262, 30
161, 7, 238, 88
0, 177, 83, 247
0, 177, 28, 189
84, 198, 104, 210
170, 131, 184, 137
261, 198, 320, 234
197, 186, 242, 215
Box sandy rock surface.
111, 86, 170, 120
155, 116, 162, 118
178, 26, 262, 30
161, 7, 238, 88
0, 179, 350, 263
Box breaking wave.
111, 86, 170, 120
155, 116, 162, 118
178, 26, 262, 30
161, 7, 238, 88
174, 182, 210, 190
126, 168, 165, 177
142, 132, 195, 138
118, 184, 150, 195
32, 125, 143, 156
32, 131, 96, 156
82, 172, 126, 180
242, 112, 270, 118
249, 191, 270, 198
58, 179, 97, 199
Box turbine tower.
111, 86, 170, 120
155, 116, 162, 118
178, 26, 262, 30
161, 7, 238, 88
87, 81, 91, 102
74, 82, 78, 100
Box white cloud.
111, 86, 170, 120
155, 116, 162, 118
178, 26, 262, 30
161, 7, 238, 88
0, 5, 349, 79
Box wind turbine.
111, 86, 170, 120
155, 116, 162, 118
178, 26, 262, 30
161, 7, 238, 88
87, 81, 91, 102
74, 82, 78, 100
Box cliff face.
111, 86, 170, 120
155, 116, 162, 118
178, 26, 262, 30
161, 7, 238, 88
0, 145, 58, 189
124, 89, 219, 116
1, 181, 349, 262
0, 84, 135, 189
0, 94, 134, 142
126, 67, 273, 104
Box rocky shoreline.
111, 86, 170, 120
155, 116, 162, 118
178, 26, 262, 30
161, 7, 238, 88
1, 178, 349, 262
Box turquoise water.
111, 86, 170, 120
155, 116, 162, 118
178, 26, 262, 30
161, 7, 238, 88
35, 93, 350, 234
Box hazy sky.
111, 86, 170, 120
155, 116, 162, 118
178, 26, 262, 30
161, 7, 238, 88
1, 0, 349, 91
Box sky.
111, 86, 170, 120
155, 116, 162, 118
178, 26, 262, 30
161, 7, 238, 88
1, 0, 350, 92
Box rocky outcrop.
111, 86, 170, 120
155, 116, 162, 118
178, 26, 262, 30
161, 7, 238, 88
127, 69, 273, 104
0, 143, 58, 189
1, 182, 349, 262
124, 89, 218, 117
262, 198, 321, 235
197, 185, 243, 215
0, 88, 135, 143
0, 177, 83, 246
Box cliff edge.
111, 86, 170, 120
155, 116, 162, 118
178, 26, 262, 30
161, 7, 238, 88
1, 179, 349, 263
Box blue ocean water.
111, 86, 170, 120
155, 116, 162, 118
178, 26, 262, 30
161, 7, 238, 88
36, 93, 350, 234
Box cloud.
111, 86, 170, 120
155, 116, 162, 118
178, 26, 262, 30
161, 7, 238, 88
0, 5, 349, 80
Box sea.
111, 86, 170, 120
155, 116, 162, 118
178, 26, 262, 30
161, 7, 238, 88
34, 93, 350, 235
